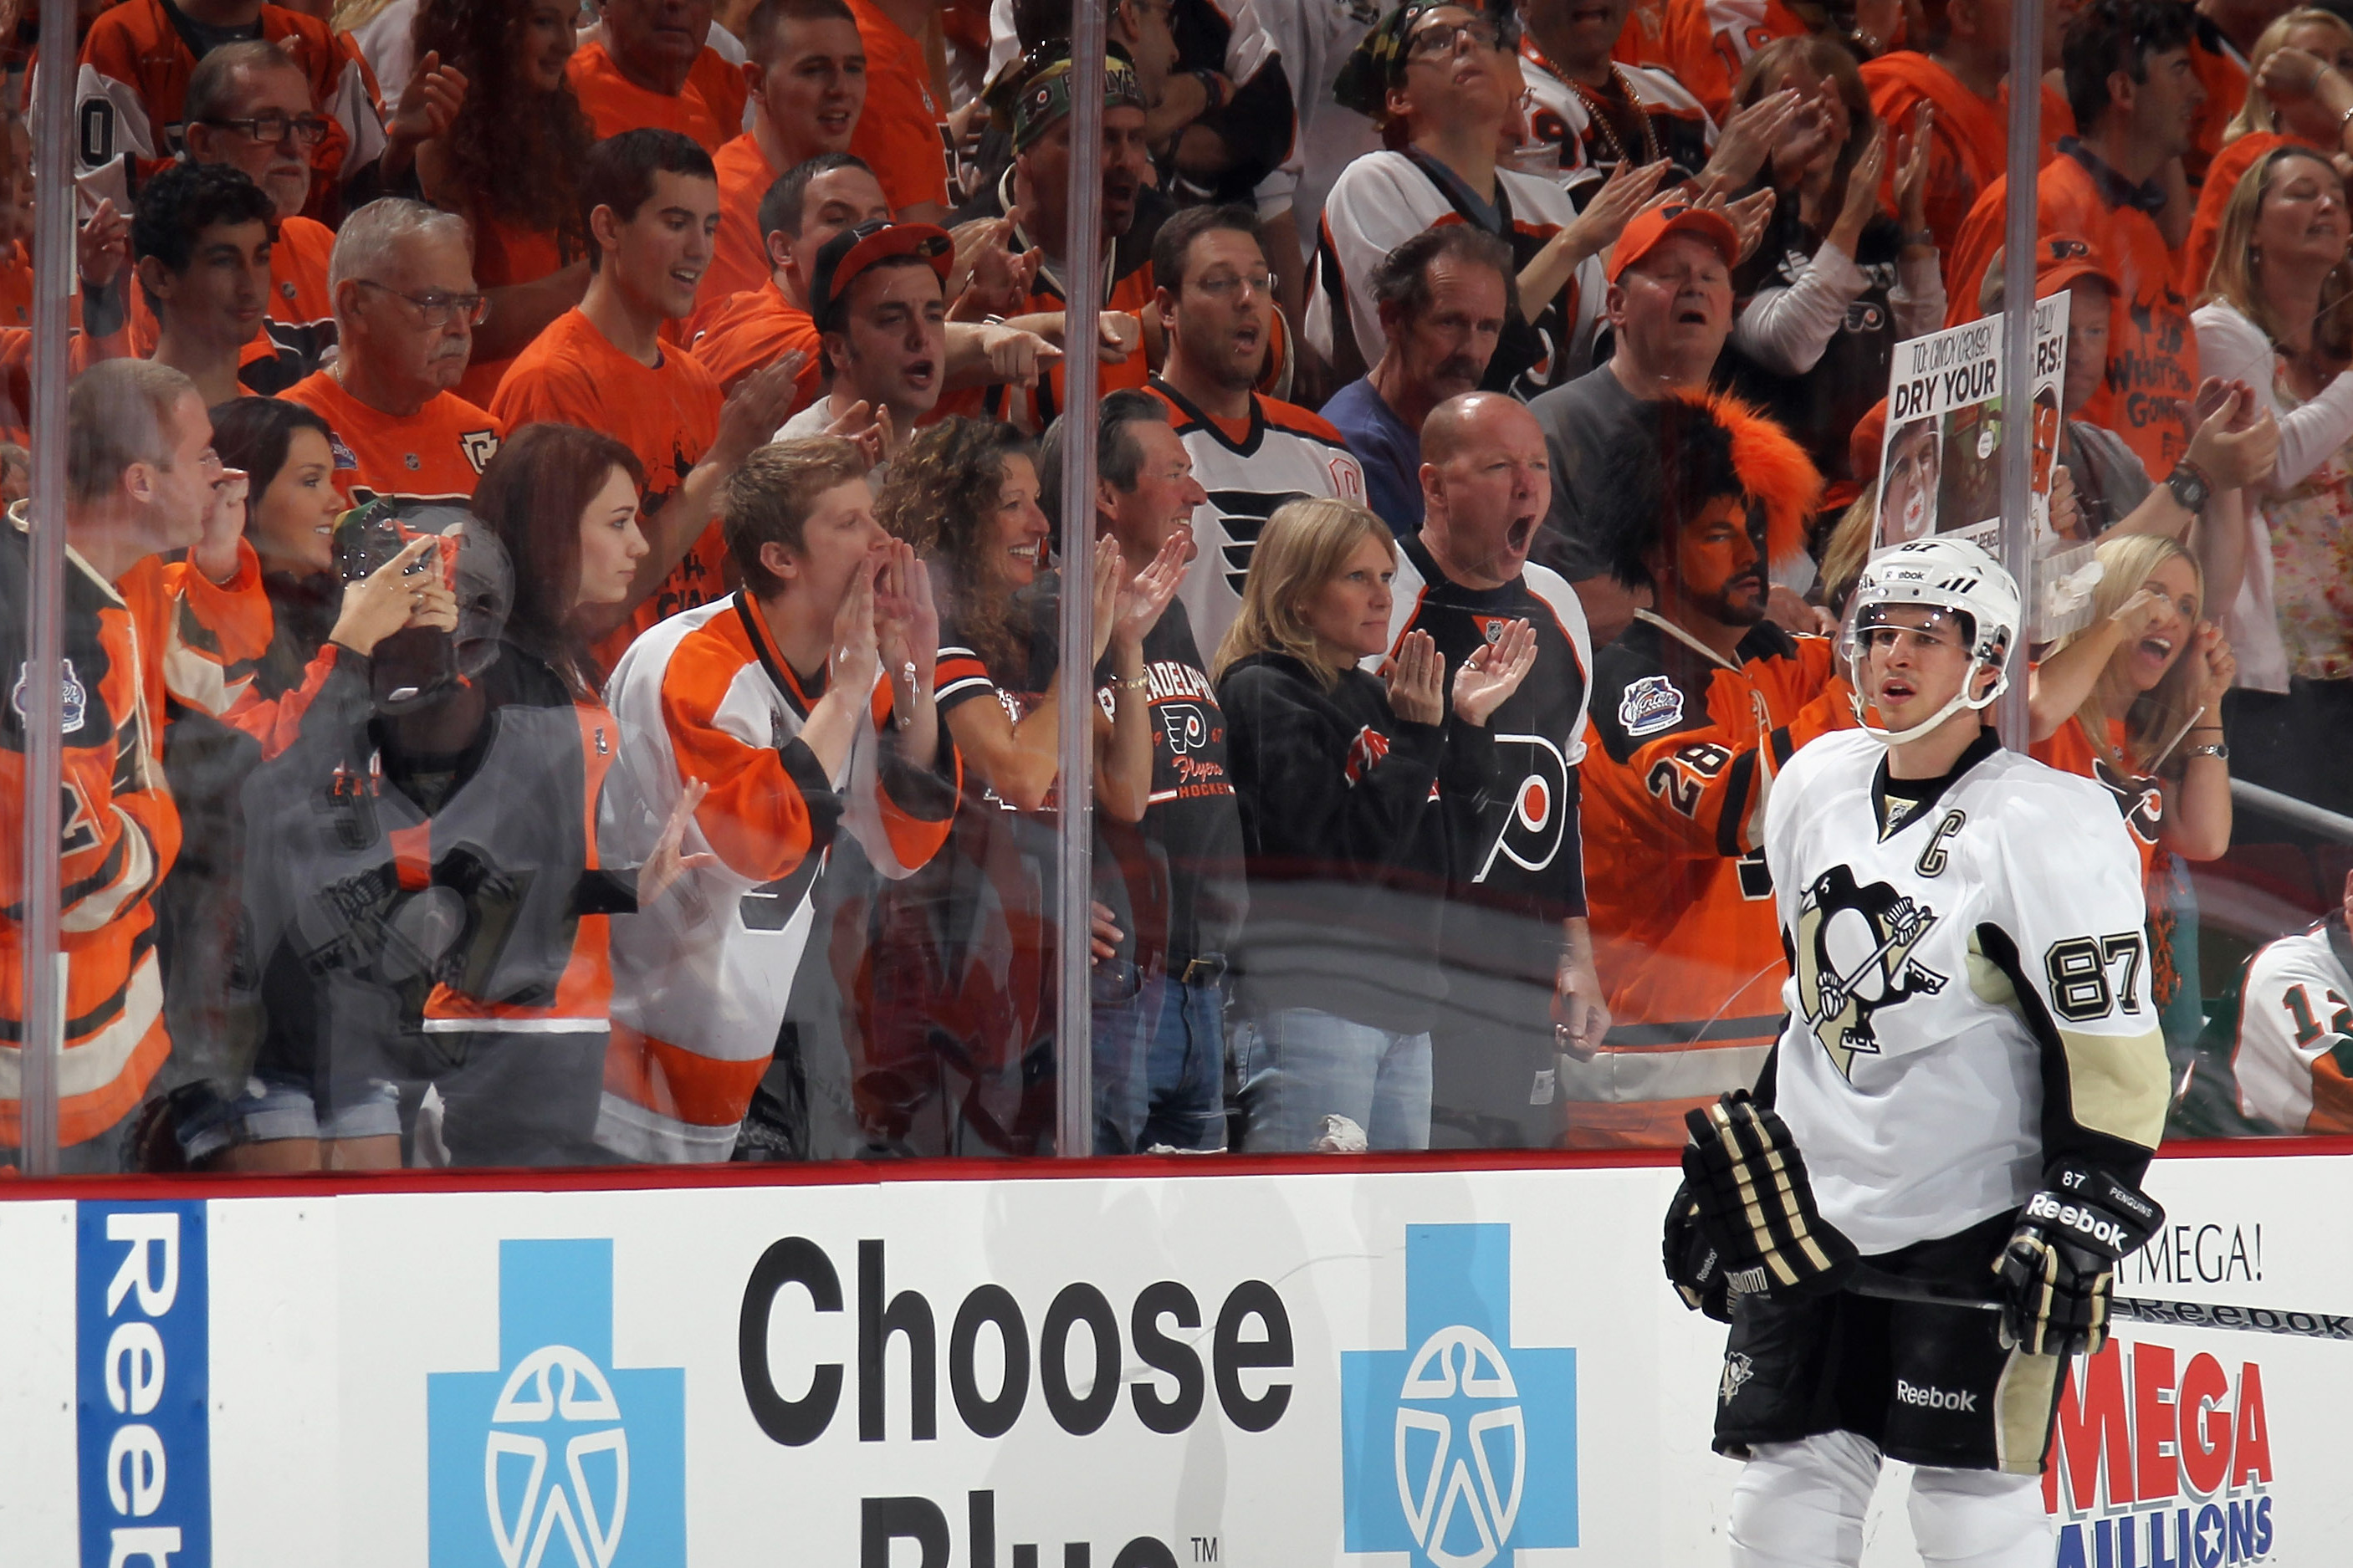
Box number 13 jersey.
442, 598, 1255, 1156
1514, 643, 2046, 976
1762, 728, 2170, 1256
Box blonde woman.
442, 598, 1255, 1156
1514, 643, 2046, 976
2193, 145, 2353, 815
1213, 498, 1535, 1152
2183, 10, 2353, 306
2033, 534, 2236, 1051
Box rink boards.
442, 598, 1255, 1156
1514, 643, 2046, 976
0, 1147, 2341, 1567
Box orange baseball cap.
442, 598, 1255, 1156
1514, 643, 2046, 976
1606, 202, 1739, 284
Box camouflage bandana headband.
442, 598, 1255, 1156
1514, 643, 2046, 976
1333, 1, 1515, 118
993, 43, 1146, 151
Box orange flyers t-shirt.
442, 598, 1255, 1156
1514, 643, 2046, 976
2187, 28, 2248, 192
2031, 714, 2161, 884
846, 0, 951, 214
567, 40, 730, 153
282, 371, 506, 508
1655, 0, 1808, 122
490, 307, 726, 661
2182, 131, 2292, 299
690, 45, 750, 137
688, 279, 823, 403
697, 133, 785, 342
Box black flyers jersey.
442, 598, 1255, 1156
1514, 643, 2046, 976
1377, 535, 1594, 928
1092, 601, 1246, 968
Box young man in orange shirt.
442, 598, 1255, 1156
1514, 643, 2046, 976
1860, 0, 2027, 258
1947, 0, 2203, 479
702, 0, 868, 329
492, 129, 801, 663
132, 162, 274, 409
692, 151, 882, 397
568, 0, 747, 154
283, 200, 505, 508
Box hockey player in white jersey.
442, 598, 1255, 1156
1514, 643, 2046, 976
1663, 537, 2171, 1567
2233, 868, 2353, 1135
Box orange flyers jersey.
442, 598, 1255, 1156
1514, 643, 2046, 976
2233, 917, 2353, 1134
0, 312, 132, 447
595, 591, 959, 1162
1948, 152, 2198, 477
1619, 0, 1673, 68
0, 519, 269, 1145
490, 308, 725, 663
74, 0, 386, 218
1656, 0, 1808, 120
2029, 713, 2162, 885
688, 278, 823, 404
846, 0, 951, 214
2182, 130, 2289, 299
130, 212, 338, 388
1569, 611, 1850, 1147
698, 133, 785, 341
980, 258, 1157, 435
566, 39, 731, 152
281, 372, 505, 508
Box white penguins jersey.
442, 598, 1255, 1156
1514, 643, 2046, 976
2233, 918, 2353, 1135
1763, 729, 2170, 1257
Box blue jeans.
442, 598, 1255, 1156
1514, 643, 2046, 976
1092, 967, 1229, 1152
1233, 1007, 1432, 1152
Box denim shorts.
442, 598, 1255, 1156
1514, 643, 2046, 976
174, 1072, 402, 1162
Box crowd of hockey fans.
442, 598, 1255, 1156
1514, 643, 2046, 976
3, 0, 2350, 1173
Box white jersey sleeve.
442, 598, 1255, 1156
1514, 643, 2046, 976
2233, 923, 2353, 1134
72, 60, 156, 215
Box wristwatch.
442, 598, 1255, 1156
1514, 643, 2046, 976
2166, 458, 2213, 514
2187, 740, 2231, 761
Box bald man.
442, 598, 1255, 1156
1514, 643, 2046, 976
1369, 391, 1605, 1149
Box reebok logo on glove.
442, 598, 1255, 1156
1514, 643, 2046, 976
1895, 1378, 1978, 1412
2024, 1192, 2136, 1253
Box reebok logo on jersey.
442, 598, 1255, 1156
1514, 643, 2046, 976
1895, 1379, 1977, 1412
1619, 673, 1684, 736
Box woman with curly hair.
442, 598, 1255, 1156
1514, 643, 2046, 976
412, 0, 596, 406
855, 416, 1178, 1156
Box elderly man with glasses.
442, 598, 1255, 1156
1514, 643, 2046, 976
284, 198, 506, 510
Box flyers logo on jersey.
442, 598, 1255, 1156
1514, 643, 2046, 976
1344, 725, 1390, 785
1793, 864, 1947, 1080
2092, 754, 2164, 845
1480, 734, 1570, 880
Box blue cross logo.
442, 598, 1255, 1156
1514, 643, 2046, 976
426, 1239, 686, 1567
1341, 1224, 1578, 1568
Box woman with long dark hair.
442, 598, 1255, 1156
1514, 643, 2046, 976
368, 421, 708, 1166
412, 0, 596, 406
1723, 36, 1944, 508
858, 416, 1175, 1155
161, 396, 455, 1172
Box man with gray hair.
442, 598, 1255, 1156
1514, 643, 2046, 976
284, 197, 505, 508
164, 39, 340, 378
0, 360, 267, 1171
1322, 226, 1514, 534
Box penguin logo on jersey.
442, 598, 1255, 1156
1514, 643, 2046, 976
1793, 864, 1947, 1080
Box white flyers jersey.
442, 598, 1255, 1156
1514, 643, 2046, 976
596, 594, 953, 1162
1149, 378, 1366, 656
2233, 919, 2353, 1134
1764, 730, 2169, 1256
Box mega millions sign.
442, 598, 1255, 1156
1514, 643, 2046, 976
2, 1151, 2350, 1566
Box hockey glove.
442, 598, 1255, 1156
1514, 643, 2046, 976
1680, 1090, 1859, 1304
1992, 1162, 2165, 1358
1662, 1179, 1733, 1321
